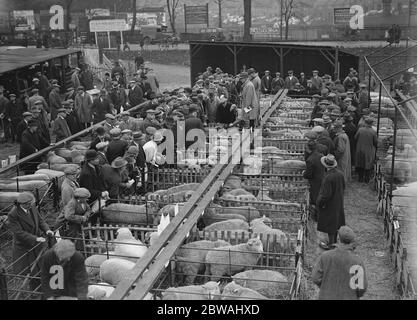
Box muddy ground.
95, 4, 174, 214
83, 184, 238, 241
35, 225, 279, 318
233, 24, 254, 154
304, 177, 399, 300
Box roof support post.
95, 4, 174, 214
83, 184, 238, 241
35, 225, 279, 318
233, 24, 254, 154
335, 47, 339, 80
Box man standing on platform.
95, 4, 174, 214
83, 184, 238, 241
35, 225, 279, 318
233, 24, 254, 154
240, 72, 259, 130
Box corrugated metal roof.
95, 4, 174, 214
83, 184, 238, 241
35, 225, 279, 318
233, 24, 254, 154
0, 47, 81, 74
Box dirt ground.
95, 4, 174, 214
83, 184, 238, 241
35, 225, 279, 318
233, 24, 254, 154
304, 177, 399, 300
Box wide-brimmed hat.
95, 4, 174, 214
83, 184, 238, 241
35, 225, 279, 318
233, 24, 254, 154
74, 188, 91, 198
111, 157, 128, 169
322, 115, 332, 124
321, 154, 338, 169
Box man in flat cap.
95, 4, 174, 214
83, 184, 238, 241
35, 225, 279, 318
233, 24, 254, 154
240, 71, 259, 129
4, 93, 24, 142
357, 83, 370, 115
271, 72, 285, 94
142, 109, 162, 132
354, 116, 377, 183
312, 226, 367, 300
91, 89, 114, 124
127, 79, 144, 110
96, 141, 109, 166
248, 68, 261, 101
284, 70, 299, 90
8, 192, 53, 290
106, 128, 129, 164
36, 71, 51, 99
71, 67, 81, 91
28, 87, 49, 114
109, 81, 127, 114
61, 166, 80, 208
102, 113, 117, 135
20, 119, 49, 174
74, 86, 93, 129
49, 83, 62, 121
16, 111, 33, 143
64, 99, 83, 135
333, 120, 351, 182
53, 108, 72, 142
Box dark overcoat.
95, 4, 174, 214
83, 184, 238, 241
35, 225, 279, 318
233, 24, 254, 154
303, 151, 325, 205
354, 127, 378, 170
78, 164, 106, 204
316, 168, 346, 233
106, 139, 129, 164
7, 205, 50, 275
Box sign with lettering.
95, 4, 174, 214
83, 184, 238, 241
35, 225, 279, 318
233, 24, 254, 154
184, 5, 209, 25
89, 19, 127, 32
12, 10, 35, 31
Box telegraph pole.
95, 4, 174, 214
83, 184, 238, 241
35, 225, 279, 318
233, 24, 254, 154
243, 0, 252, 41
280, 0, 283, 40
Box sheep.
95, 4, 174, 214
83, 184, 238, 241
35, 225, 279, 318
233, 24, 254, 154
162, 281, 221, 300
204, 238, 263, 282
232, 270, 288, 299
175, 240, 231, 285
99, 258, 136, 286
210, 205, 261, 222
85, 254, 109, 277
87, 283, 115, 300
200, 206, 247, 228
250, 217, 288, 250
114, 227, 148, 260
221, 281, 268, 300
47, 151, 67, 164
204, 219, 249, 233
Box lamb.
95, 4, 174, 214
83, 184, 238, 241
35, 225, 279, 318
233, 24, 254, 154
113, 227, 148, 260
204, 238, 263, 282
232, 269, 288, 299
162, 281, 221, 300
175, 240, 230, 285
200, 206, 247, 228
99, 258, 136, 286
221, 281, 268, 300
204, 219, 249, 233
87, 283, 115, 300
210, 205, 261, 222
250, 217, 288, 249
47, 151, 67, 164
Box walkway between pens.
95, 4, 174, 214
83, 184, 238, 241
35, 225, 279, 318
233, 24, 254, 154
304, 178, 399, 300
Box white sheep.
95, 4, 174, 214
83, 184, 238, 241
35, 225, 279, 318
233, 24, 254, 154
204, 238, 263, 282
87, 283, 115, 300
221, 281, 268, 300
99, 258, 136, 286
162, 281, 221, 300
114, 228, 148, 260
175, 240, 230, 285
232, 269, 288, 299
250, 217, 288, 250
204, 219, 249, 233
85, 254, 110, 277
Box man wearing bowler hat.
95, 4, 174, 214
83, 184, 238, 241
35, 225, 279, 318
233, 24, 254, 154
316, 154, 346, 249
312, 226, 367, 300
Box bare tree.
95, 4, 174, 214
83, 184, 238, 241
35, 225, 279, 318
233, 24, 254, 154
214, 0, 236, 29
243, 0, 251, 41
131, 0, 137, 35
281, 0, 297, 40
167, 0, 181, 35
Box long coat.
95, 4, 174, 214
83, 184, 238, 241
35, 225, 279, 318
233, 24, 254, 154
354, 126, 378, 170
271, 77, 285, 94
53, 116, 72, 142
91, 97, 113, 124
20, 128, 49, 173
61, 177, 79, 208
334, 132, 352, 182
312, 244, 368, 300
63, 198, 91, 251
16, 119, 29, 143
284, 76, 300, 90
100, 164, 123, 199
78, 163, 106, 204
241, 79, 259, 121
128, 85, 144, 108
251, 75, 262, 100
40, 249, 88, 300
316, 168, 346, 234
48, 89, 62, 120
66, 110, 83, 135
7, 205, 50, 275
74, 93, 93, 124
303, 151, 325, 205
106, 139, 129, 164
71, 72, 81, 90
311, 76, 323, 92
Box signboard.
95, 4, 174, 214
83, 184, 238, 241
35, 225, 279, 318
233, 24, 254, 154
127, 12, 166, 30
334, 8, 355, 25
89, 19, 127, 32
13, 10, 35, 31
250, 27, 280, 34
184, 4, 209, 25
85, 9, 111, 19
200, 28, 219, 33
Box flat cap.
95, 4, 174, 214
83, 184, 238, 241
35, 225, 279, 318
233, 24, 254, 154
105, 113, 115, 120
17, 192, 35, 204
96, 141, 109, 150
312, 94, 321, 99
77, 86, 85, 91
127, 146, 139, 155
85, 150, 98, 161
146, 109, 157, 114
338, 226, 355, 244
23, 112, 32, 117
34, 100, 43, 105
312, 125, 325, 133
57, 108, 66, 113
110, 128, 122, 136
64, 166, 78, 175
32, 78, 40, 82
74, 188, 91, 198
121, 129, 132, 134
62, 101, 70, 106
313, 118, 324, 123
31, 88, 39, 94
146, 126, 157, 135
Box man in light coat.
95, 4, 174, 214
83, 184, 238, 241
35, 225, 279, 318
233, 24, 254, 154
312, 226, 367, 300
61, 166, 80, 208
284, 70, 299, 90
71, 67, 81, 90
239, 72, 259, 129
48, 83, 62, 120
333, 120, 351, 182
74, 86, 93, 129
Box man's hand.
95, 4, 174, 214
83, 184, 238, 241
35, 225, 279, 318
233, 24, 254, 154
36, 237, 46, 243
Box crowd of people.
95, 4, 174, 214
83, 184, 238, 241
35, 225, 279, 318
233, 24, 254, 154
1, 58, 380, 300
